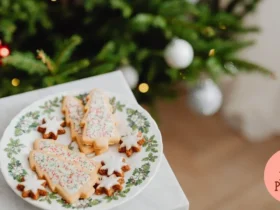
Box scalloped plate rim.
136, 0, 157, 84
0, 89, 163, 210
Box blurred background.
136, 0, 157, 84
1, 0, 280, 209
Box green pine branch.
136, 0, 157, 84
131, 14, 167, 33
0, 0, 51, 42
60, 59, 90, 76
229, 58, 274, 76
0, 0, 269, 106
84, 0, 104, 11
95, 41, 116, 61
0, 19, 16, 42
233, 26, 260, 33
158, 0, 194, 17
206, 57, 223, 81
54, 35, 82, 67
37, 50, 56, 74
2, 52, 48, 75
216, 40, 255, 54
110, 0, 132, 18
91, 63, 116, 75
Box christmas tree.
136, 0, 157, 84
0, 0, 272, 105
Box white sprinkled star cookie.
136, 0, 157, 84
98, 156, 130, 177
17, 174, 47, 200
81, 89, 120, 155
119, 131, 145, 157
37, 117, 66, 140
62, 96, 94, 154
95, 175, 124, 196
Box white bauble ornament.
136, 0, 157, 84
164, 38, 194, 69
187, 79, 223, 116
118, 65, 139, 89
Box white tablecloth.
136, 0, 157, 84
0, 71, 189, 210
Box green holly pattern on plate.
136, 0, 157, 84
143, 135, 158, 153
3, 92, 161, 209
8, 157, 27, 182
57, 198, 101, 209
126, 108, 150, 133
103, 188, 130, 202
4, 138, 25, 158
76, 93, 88, 105
126, 163, 151, 188
39, 96, 61, 114
14, 111, 40, 136
142, 153, 158, 162
39, 193, 59, 204
109, 97, 126, 114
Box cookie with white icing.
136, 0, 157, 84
29, 150, 99, 204
95, 175, 124, 196
37, 117, 66, 140
33, 139, 101, 175
62, 96, 94, 154
17, 174, 47, 200
98, 156, 130, 177
119, 131, 145, 157
80, 89, 120, 155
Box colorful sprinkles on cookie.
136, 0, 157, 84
34, 139, 100, 173
63, 96, 84, 137
62, 96, 95, 154
81, 89, 120, 154
29, 150, 97, 203
2, 88, 159, 208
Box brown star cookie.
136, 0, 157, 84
37, 117, 66, 140
119, 131, 145, 157
17, 174, 47, 200
95, 175, 124, 196
98, 156, 130, 177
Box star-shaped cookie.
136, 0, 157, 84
95, 175, 124, 196
98, 156, 130, 177
119, 131, 145, 157
37, 117, 66, 140
17, 174, 47, 200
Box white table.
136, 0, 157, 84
0, 71, 189, 210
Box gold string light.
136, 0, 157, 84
219, 24, 226, 30
208, 49, 216, 57
11, 78, 20, 87
203, 27, 215, 37
138, 83, 149, 93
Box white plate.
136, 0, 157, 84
0, 90, 163, 210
